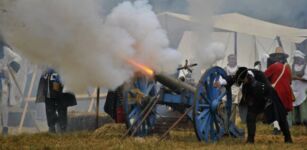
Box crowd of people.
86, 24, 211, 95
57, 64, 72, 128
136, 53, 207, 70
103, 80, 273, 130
219, 47, 307, 143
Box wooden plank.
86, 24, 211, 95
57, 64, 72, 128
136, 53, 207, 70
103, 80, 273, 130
87, 88, 97, 112
18, 67, 37, 133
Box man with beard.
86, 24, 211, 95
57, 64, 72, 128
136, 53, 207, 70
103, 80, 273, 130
215, 67, 292, 143
291, 50, 307, 125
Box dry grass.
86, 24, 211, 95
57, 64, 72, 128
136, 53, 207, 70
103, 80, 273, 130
1, 123, 307, 150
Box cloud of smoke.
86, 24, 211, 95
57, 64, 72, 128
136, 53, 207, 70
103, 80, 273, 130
187, 0, 226, 68
0, 0, 181, 91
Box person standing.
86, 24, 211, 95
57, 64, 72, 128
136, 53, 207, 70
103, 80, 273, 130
36, 68, 67, 133
225, 54, 238, 76
265, 47, 294, 134
0, 64, 10, 136
291, 50, 307, 125
224, 54, 241, 126
0, 43, 21, 136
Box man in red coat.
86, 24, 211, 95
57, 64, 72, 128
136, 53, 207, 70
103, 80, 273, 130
265, 62, 293, 111
265, 47, 294, 134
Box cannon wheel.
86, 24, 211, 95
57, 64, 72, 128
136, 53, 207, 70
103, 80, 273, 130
123, 76, 157, 136
193, 66, 232, 142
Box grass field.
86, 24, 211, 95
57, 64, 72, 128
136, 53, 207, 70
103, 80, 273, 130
1, 123, 307, 150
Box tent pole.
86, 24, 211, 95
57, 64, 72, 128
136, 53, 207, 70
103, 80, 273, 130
234, 32, 238, 57
276, 36, 283, 48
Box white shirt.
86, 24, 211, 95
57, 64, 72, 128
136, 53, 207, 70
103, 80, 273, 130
292, 64, 307, 106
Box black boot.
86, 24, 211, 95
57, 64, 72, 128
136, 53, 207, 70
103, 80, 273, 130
246, 136, 255, 144
49, 126, 56, 133
277, 117, 293, 144
285, 135, 293, 143
246, 112, 256, 144
59, 125, 67, 133
2, 127, 8, 136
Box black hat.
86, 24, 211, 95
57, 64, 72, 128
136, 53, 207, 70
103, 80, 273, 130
269, 53, 288, 64
234, 67, 248, 86
254, 61, 261, 67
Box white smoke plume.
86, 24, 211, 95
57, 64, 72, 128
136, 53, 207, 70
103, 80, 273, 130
188, 0, 226, 68
0, 0, 181, 91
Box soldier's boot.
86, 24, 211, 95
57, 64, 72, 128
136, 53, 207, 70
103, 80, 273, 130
278, 118, 293, 143
48, 126, 56, 133
246, 136, 255, 144
59, 125, 67, 133
2, 127, 8, 136
285, 135, 293, 143
246, 123, 255, 144
246, 113, 256, 144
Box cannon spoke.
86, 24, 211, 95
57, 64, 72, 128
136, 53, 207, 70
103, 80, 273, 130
200, 93, 210, 105
197, 109, 210, 120
211, 115, 219, 141
203, 114, 212, 141
199, 112, 211, 132
145, 84, 154, 96
128, 106, 140, 119
198, 104, 210, 108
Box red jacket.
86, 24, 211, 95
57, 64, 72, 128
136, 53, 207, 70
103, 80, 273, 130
265, 62, 293, 112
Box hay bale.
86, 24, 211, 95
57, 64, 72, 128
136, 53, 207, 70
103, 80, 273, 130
67, 112, 114, 132
93, 123, 126, 138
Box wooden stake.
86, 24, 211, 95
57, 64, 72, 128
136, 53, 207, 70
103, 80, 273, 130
96, 87, 100, 129
158, 106, 193, 142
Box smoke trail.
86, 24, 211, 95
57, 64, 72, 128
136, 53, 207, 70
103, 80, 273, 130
0, 0, 181, 91
187, 0, 226, 68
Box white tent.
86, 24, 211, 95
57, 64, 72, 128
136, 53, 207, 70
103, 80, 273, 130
158, 12, 306, 69
214, 13, 307, 44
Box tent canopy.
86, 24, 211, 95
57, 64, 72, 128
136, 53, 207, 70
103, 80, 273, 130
158, 12, 307, 44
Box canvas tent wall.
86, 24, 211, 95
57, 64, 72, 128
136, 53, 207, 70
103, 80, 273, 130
158, 12, 307, 47
178, 31, 257, 68
213, 13, 307, 44
178, 31, 297, 71
159, 12, 306, 70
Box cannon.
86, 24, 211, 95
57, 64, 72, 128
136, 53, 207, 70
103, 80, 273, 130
122, 62, 243, 142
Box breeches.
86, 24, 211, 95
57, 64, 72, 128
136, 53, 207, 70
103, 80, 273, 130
45, 98, 67, 129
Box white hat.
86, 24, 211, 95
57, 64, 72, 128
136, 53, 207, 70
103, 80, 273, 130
294, 50, 305, 59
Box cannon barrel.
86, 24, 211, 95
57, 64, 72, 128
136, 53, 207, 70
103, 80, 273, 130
154, 73, 196, 94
